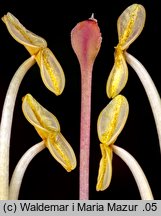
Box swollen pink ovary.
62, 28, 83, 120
71, 16, 102, 199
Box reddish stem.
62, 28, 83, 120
71, 17, 101, 200
79, 66, 92, 200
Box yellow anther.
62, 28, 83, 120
117, 4, 146, 50
22, 94, 76, 172
40, 48, 65, 95
96, 144, 112, 191
106, 49, 128, 98
97, 95, 129, 145
2, 12, 47, 55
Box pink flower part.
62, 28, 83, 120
71, 15, 102, 199
71, 15, 102, 71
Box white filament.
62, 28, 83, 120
0, 56, 36, 199
9, 141, 45, 200
113, 145, 154, 200
125, 52, 161, 153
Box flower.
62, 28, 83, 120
2, 12, 65, 96
96, 94, 129, 191
106, 4, 146, 98
22, 94, 77, 172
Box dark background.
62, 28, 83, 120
0, 0, 161, 200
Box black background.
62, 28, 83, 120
0, 0, 161, 200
